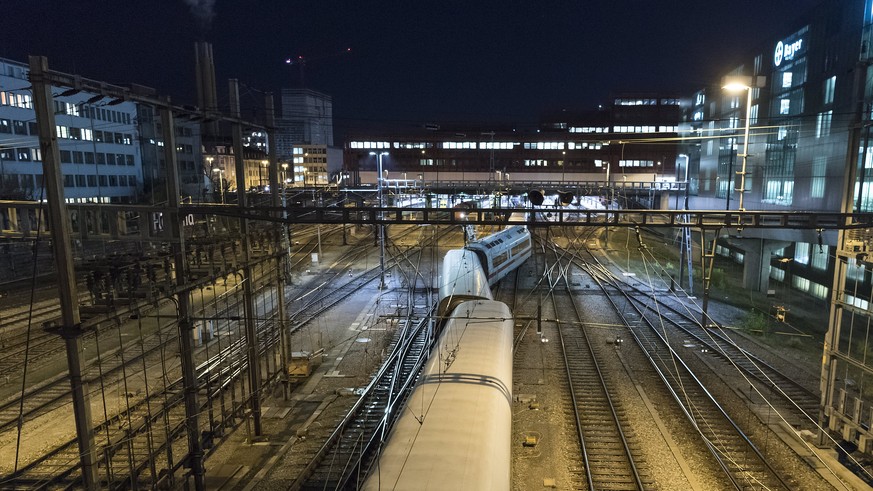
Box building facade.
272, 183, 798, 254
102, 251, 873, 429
0, 57, 141, 203
278, 88, 334, 154
0, 56, 208, 206
343, 95, 682, 187
137, 105, 203, 203
275, 88, 343, 185
203, 142, 270, 199
685, 0, 873, 455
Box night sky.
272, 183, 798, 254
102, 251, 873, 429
7, 0, 822, 135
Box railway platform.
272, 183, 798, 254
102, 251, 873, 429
199, 253, 401, 490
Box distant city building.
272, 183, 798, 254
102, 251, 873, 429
0, 56, 207, 205
137, 105, 203, 203
344, 96, 682, 187
291, 144, 329, 186
0, 57, 141, 203
203, 141, 269, 199
279, 88, 334, 151
244, 130, 268, 153
685, 0, 864, 280
276, 88, 342, 185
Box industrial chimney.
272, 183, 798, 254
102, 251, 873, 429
194, 41, 219, 137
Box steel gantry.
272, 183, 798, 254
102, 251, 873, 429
22, 55, 274, 490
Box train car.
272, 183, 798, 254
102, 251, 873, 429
362, 299, 514, 491
464, 225, 532, 286
437, 248, 491, 318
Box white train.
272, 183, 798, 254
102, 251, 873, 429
437, 225, 532, 317
363, 225, 531, 490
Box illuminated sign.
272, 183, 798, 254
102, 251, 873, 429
774, 35, 805, 67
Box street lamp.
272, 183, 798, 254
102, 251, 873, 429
723, 75, 766, 212
212, 167, 225, 204
370, 151, 389, 289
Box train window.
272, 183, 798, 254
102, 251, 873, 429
493, 252, 508, 267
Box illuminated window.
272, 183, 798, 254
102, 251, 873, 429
815, 111, 832, 138
780, 99, 790, 115
350, 141, 389, 149
811, 156, 826, 198
850, 292, 873, 312
811, 245, 828, 270
730, 96, 740, 109
824, 76, 836, 105
847, 258, 866, 281
618, 159, 654, 167
808, 283, 828, 300
794, 242, 810, 265
441, 141, 477, 149
728, 117, 739, 130
782, 72, 793, 88
480, 141, 516, 149
770, 267, 785, 282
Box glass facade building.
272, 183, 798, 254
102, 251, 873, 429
688, 0, 873, 455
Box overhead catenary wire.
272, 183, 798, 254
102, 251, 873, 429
622, 225, 867, 486
12, 180, 46, 474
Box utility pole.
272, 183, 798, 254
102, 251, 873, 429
371, 151, 388, 289
29, 55, 99, 491
230, 79, 263, 436
162, 105, 205, 490
266, 93, 291, 399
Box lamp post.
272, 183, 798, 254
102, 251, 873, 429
723, 75, 766, 212
212, 166, 225, 204
370, 151, 388, 289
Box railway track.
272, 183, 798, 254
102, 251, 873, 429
291, 301, 434, 490
547, 234, 796, 490
629, 288, 821, 427
0, 225, 445, 488
543, 242, 650, 490
290, 226, 440, 490
560, 226, 821, 432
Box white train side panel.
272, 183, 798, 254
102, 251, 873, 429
465, 225, 532, 286
437, 248, 491, 317
363, 300, 513, 491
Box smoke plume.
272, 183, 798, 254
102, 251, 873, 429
184, 0, 216, 32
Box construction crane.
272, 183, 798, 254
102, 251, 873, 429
285, 48, 352, 88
